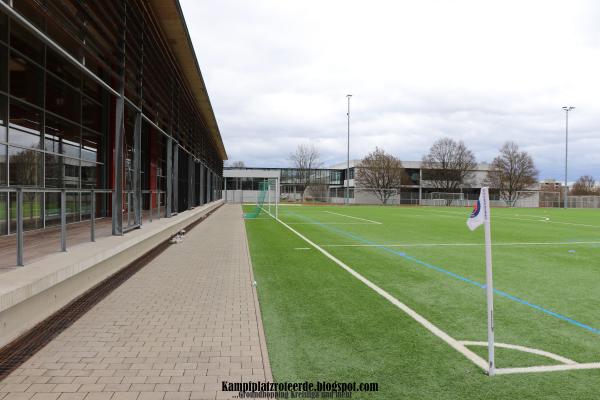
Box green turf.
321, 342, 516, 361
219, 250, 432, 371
245, 205, 600, 399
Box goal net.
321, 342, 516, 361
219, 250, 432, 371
513, 191, 539, 208
423, 192, 465, 206
243, 178, 279, 219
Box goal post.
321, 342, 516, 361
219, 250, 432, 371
265, 177, 280, 220
244, 177, 279, 219
513, 191, 540, 208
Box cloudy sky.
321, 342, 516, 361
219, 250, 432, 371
180, 0, 600, 180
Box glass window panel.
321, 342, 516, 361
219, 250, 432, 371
0, 44, 7, 93
45, 74, 81, 123
83, 76, 102, 99
82, 129, 102, 163
63, 157, 80, 188
0, 13, 7, 44
10, 23, 44, 64
0, 144, 5, 186
81, 160, 96, 188
45, 153, 79, 189
45, 192, 61, 227
0, 95, 7, 142
82, 97, 102, 132
9, 52, 43, 106
46, 15, 81, 61
44, 153, 63, 188
66, 192, 79, 223
46, 48, 81, 88
80, 192, 91, 220
8, 146, 42, 186
10, 192, 42, 231
45, 114, 80, 158
0, 192, 6, 235
9, 101, 42, 149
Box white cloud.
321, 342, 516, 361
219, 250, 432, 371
181, 0, 600, 180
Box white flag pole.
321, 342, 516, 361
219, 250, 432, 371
482, 187, 495, 376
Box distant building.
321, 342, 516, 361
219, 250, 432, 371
223, 160, 493, 204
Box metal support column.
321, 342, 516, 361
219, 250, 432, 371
207, 170, 212, 203
16, 188, 23, 266
133, 112, 142, 225
166, 137, 173, 217
199, 163, 205, 205
90, 189, 95, 242
173, 144, 179, 213
60, 190, 67, 251
188, 157, 194, 209
112, 95, 125, 235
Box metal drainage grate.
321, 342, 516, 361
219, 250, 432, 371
0, 204, 221, 381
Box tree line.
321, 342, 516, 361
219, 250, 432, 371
282, 138, 599, 205
352, 139, 539, 204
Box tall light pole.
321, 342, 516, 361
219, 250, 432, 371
346, 94, 352, 206
562, 106, 575, 209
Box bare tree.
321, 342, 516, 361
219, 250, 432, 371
355, 147, 407, 204
421, 137, 477, 192
485, 142, 538, 205
229, 161, 246, 168
571, 175, 598, 195
288, 144, 323, 201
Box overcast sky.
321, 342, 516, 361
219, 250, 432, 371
180, 0, 600, 180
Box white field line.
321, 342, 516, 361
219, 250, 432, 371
263, 207, 600, 376
265, 210, 489, 372
323, 211, 382, 225
459, 341, 576, 365
287, 222, 377, 225
495, 362, 600, 375
425, 209, 600, 229
320, 241, 600, 248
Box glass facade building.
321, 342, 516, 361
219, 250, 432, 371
0, 0, 226, 235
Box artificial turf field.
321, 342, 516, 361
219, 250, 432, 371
244, 204, 600, 399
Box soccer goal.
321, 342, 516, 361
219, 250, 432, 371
243, 178, 279, 219
425, 192, 465, 206
513, 191, 540, 208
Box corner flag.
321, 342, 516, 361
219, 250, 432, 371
467, 187, 496, 376
466, 187, 489, 231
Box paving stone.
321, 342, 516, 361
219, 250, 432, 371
1, 206, 270, 400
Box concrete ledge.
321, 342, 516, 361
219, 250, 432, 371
0, 200, 223, 348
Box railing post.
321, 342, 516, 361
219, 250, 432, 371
16, 188, 24, 266
90, 189, 95, 242
157, 192, 161, 220
60, 189, 66, 252
149, 192, 153, 223
127, 192, 131, 227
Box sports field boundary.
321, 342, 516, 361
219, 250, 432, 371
256, 208, 600, 376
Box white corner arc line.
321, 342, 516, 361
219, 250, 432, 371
323, 211, 382, 224
268, 212, 488, 372
459, 341, 576, 365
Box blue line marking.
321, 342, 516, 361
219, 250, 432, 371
285, 211, 600, 336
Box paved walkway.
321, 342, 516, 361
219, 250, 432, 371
0, 204, 272, 400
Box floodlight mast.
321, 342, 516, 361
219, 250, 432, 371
562, 106, 575, 209
346, 94, 352, 206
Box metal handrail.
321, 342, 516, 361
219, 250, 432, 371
5, 187, 167, 266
